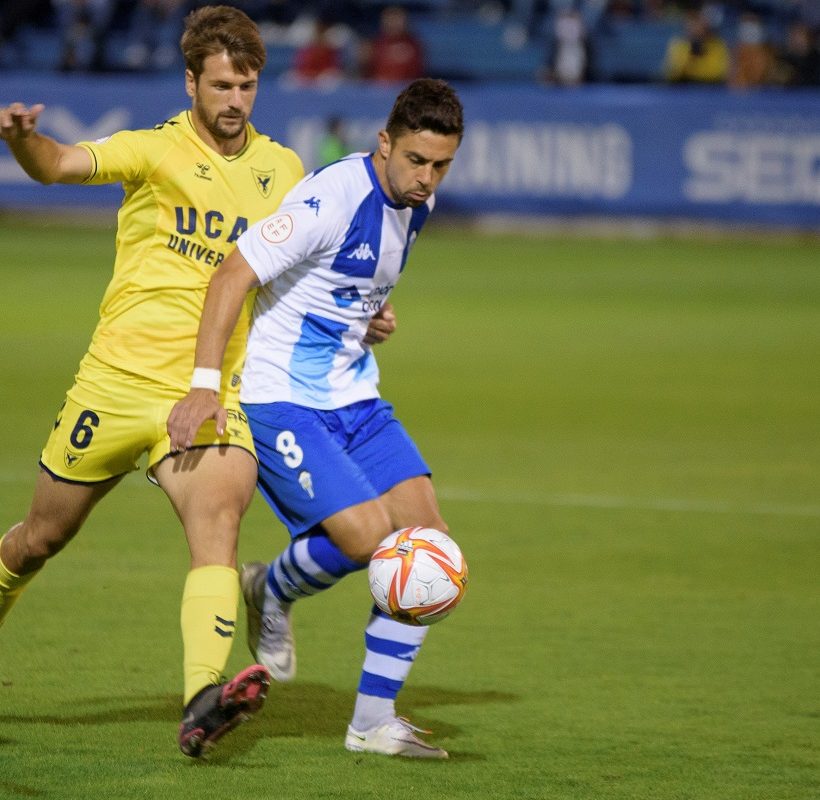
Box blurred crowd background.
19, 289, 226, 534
0, 0, 818, 88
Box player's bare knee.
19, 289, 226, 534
334, 524, 390, 563
210, 503, 243, 532
17, 517, 77, 563
337, 534, 379, 564
182, 497, 242, 535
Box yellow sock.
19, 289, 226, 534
0, 532, 39, 628
180, 565, 239, 705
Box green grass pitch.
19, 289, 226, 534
0, 217, 817, 799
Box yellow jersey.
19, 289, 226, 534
78, 110, 304, 392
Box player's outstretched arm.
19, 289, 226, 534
0, 102, 92, 184
363, 301, 397, 346
166, 249, 260, 452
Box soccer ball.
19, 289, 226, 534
368, 527, 468, 626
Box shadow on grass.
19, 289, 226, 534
0, 781, 46, 798
0, 682, 514, 762
208, 682, 511, 765
0, 683, 514, 731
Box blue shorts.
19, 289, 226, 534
242, 398, 430, 538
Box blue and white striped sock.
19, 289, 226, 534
265, 531, 365, 604
351, 607, 429, 731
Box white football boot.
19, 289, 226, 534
345, 717, 448, 759
240, 561, 296, 682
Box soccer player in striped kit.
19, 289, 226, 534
168, 78, 464, 758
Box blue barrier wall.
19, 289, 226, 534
1, 75, 818, 229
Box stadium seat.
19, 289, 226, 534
592, 19, 683, 83
413, 16, 544, 81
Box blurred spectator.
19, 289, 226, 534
124, 0, 186, 71
235, 0, 300, 26
800, 1, 820, 31
662, 9, 730, 84
289, 18, 344, 84
540, 8, 592, 86
507, 0, 552, 32
359, 5, 424, 83
641, 0, 669, 20
0, 0, 51, 58
605, 0, 638, 19
318, 116, 348, 165
729, 11, 777, 89
773, 20, 820, 86
53, 0, 114, 71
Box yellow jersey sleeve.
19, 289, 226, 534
76, 111, 305, 394
79, 128, 156, 186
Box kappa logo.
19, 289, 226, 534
252, 167, 275, 198
64, 449, 83, 469
348, 242, 376, 261
194, 162, 212, 180
304, 196, 321, 216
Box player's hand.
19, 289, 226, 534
0, 103, 46, 142
166, 389, 228, 452
364, 302, 397, 346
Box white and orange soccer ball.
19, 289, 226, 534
368, 527, 468, 626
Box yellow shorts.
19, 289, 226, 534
40, 353, 256, 483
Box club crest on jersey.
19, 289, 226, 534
252, 167, 275, 198
298, 470, 315, 499
64, 449, 83, 469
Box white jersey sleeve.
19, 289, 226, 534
236, 154, 434, 409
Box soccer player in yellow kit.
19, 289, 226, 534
0, 6, 305, 757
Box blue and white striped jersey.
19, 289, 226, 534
236, 153, 434, 409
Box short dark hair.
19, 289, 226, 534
181, 5, 266, 79
385, 79, 464, 143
